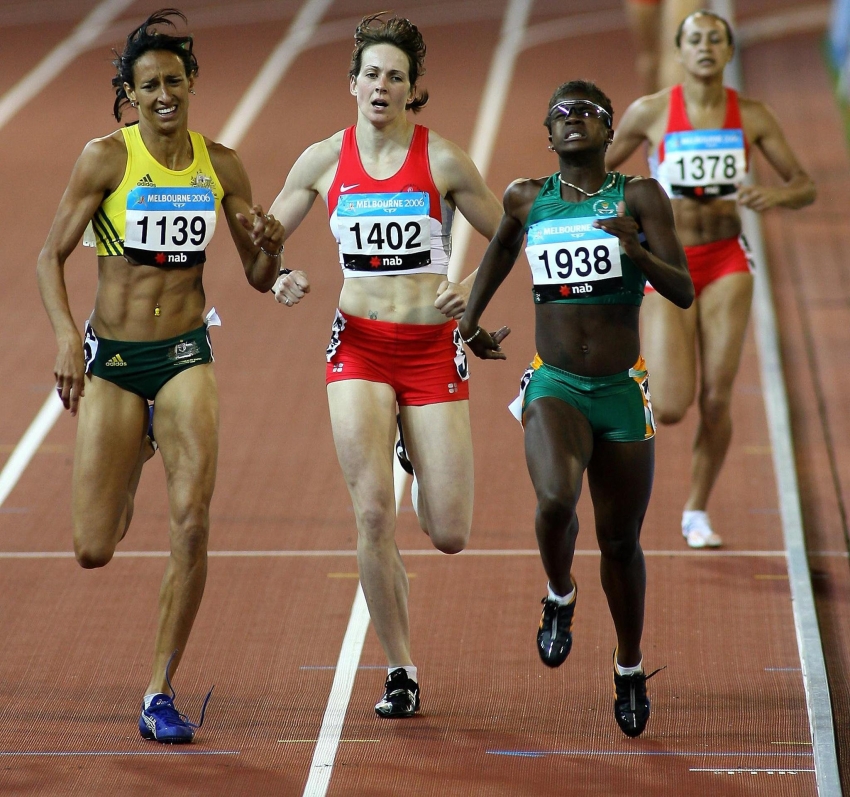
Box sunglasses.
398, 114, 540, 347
548, 100, 612, 128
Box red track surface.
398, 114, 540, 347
0, 1, 846, 795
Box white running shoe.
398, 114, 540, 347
682, 510, 723, 548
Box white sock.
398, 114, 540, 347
682, 510, 708, 528
389, 665, 418, 684
143, 692, 165, 709
615, 659, 644, 676
547, 582, 576, 605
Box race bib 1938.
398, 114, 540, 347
660, 129, 746, 199
526, 216, 622, 300
123, 186, 217, 267
337, 192, 431, 271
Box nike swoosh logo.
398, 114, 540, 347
340, 183, 359, 192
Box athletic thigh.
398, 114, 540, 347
400, 400, 473, 526
640, 290, 698, 419
587, 438, 654, 552
523, 397, 593, 511
327, 379, 398, 519
696, 271, 754, 402
152, 363, 219, 525
72, 375, 150, 545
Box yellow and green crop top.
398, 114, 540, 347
93, 124, 223, 267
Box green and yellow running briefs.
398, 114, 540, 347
83, 312, 219, 401
509, 354, 655, 442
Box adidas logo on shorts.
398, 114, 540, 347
447, 382, 458, 394
332, 363, 344, 373
105, 353, 128, 367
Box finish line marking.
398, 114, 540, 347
0, 548, 792, 559
486, 750, 815, 758
0, 750, 239, 757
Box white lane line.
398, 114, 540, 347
737, 3, 830, 47
302, 584, 370, 797
446, 0, 535, 284
0, 393, 63, 508
0, 0, 136, 132
0, 750, 239, 757
716, 2, 841, 795
396, 0, 535, 509
0, 548, 793, 559
216, 0, 335, 149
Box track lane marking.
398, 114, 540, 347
0, 0, 137, 132
0, 548, 794, 559
302, 584, 369, 797
716, 2, 841, 793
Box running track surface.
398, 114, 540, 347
0, 1, 847, 795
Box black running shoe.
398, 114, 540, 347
395, 414, 414, 475
147, 402, 157, 452
536, 579, 577, 668
374, 668, 420, 718
612, 659, 665, 738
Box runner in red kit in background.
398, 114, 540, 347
607, 11, 815, 548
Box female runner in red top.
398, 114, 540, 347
606, 11, 815, 548
267, 14, 503, 717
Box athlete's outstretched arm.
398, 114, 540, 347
606, 94, 664, 170
266, 140, 342, 306
596, 179, 693, 308
457, 180, 538, 359
737, 100, 816, 211
429, 135, 503, 318
37, 136, 124, 415
211, 144, 285, 293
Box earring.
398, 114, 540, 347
189, 89, 196, 95
130, 101, 136, 107
547, 144, 555, 151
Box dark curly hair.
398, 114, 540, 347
111, 8, 198, 121
349, 13, 428, 113
544, 80, 614, 130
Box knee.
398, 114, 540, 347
355, 503, 395, 547
430, 523, 470, 555
169, 508, 210, 563
536, 493, 578, 534
598, 533, 640, 564
74, 538, 114, 569
654, 404, 687, 426
699, 388, 732, 428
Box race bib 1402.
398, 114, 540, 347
337, 192, 431, 271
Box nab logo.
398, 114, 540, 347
572, 283, 593, 294
167, 253, 188, 264
382, 256, 403, 266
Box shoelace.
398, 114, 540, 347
616, 666, 666, 715
541, 599, 572, 635
159, 650, 214, 730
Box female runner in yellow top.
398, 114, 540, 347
36, 9, 283, 742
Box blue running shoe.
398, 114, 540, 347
139, 693, 197, 743
138, 652, 212, 743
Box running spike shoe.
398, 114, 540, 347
374, 668, 420, 718
536, 578, 577, 667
